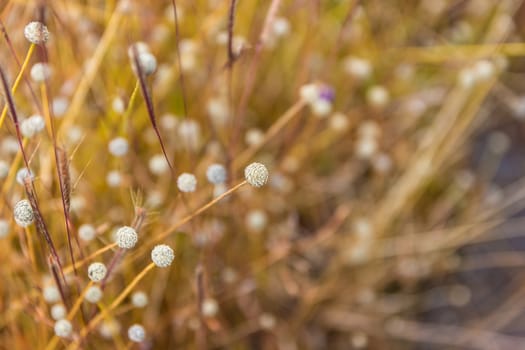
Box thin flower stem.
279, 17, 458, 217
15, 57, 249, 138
0, 43, 35, 130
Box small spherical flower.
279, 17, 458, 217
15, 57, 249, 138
16, 168, 35, 185
52, 97, 69, 117
0, 160, 9, 179
258, 313, 276, 330
244, 162, 269, 187
151, 244, 175, 267
343, 56, 372, 80
202, 298, 219, 317
133, 52, 157, 76
311, 98, 332, 117
177, 173, 197, 192
21, 115, 46, 138
272, 17, 291, 37
116, 226, 138, 249
206, 164, 227, 185
128, 324, 146, 342
245, 128, 264, 147
54, 319, 72, 338
43, 285, 60, 303
299, 83, 319, 104
13, 199, 34, 227
246, 210, 267, 233
178, 119, 201, 150
112, 97, 125, 114
88, 262, 107, 282
366, 85, 390, 108
30, 62, 52, 83
78, 224, 96, 242
24, 21, 49, 44
85, 285, 103, 303
51, 304, 66, 321
148, 154, 170, 175
108, 137, 129, 157
106, 170, 122, 187
99, 320, 121, 339
0, 219, 9, 238
131, 291, 148, 308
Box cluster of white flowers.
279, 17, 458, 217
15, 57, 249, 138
21, 115, 46, 138
151, 244, 174, 267
177, 173, 197, 192
30, 62, 52, 83
108, 137, 129, 157
13, 199, 34, 227
244, 162, 269, 187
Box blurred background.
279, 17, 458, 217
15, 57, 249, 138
2, 0, 525, 349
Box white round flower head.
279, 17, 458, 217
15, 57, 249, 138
366, 85, 390, 108
177, 173, 197, 192
245, 128, 264, 146
106, 170, 122, 187
88, 262, 107, 282
244, 162, 269, 187
131, 291, 148, 308
99, 320, 121, 339
13, 199, 34, 227
108, 137, 129, 157
473, 59, 495, 81
30, 62, 52, 83
206, 164, 227, 185
24, 21, 49, 44
0, 219, 9, 238
78, 224, 96, 242
355, 136, 378, 159
329, 112, 349, 132
2, 137, 19, 154
272, 17, 291, 37
202, 298, 219, 317
207, 97, 230, 125
21, 115, 46, 138
16, 168, 35, 185
458, 67, 476, 88
0, 160, 8, 179
343, 56, 372, 80
178, 119, 201, 150
43, 285, 60, 303
128, 324, 146, 343
299, 83, 320, 104
311, 98, 332, 117
85, 285, 103, 303
151, 244, 175, 267
259, 313, 276, 330
112, 97, 125, 114
246, 210, 268, 232
50, 304, 66, 321
116, 225, 138, 249
54, 319, 72, 338
52, 97, 69, 117
133, 52, 157, 76
149, 154, 170, 175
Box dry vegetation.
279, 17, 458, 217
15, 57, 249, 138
1, 0, 525, 349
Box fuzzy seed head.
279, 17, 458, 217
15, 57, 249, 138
51, 304, 66, 321
136, 52, 157, 76
24, 21, 49, 44
177, 173, 197, 192
0, 219, 9, 238
108, 137, 129, 157
128, 324, 146, 342
131, 291, 148, 308
52, 97, 69, 117
78, 224, 96, 242
116, 226, 138, 249
206, 164, 227, 185
85, 285, 103, 303
30, 63, 52, 83
244, 162, 269, 187
88, 262, 107, 282
151, 244, 174, 267
106, 170, 122, 187
54, 319, 72, 338
13, 199, 34, 227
